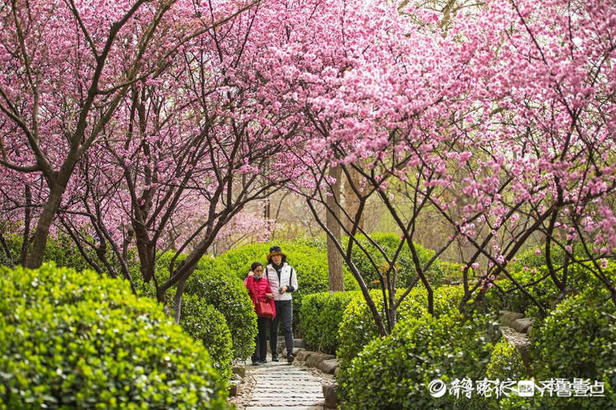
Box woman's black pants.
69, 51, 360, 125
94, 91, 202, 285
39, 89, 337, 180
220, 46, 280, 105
252, 316, 271, 362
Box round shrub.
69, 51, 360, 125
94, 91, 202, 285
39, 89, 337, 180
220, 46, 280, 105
346, 233, 455, 289
218, 241, 358, 335
220, 241, 357, 290
485, 260, 616, 317
432, 260, 464, 284
467, 340, 537, 410
299, 291, 360, 354
485, 340, 527, 380
531, 288, 616, 408
0, 263, 228, 409
0, 233, 94, 271
179, 294, 233, 384
337, 310, 500, 409
337, 285, 464, 364
184, 263, 257, 361
483, 265, 562, 315
507, 243, 589, 273
135, 252, 223, 299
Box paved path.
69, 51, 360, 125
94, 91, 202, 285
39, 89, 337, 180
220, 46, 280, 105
243, 358, 325, 409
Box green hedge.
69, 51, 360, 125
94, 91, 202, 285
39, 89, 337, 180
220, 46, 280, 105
349, 233, 463, 288
531, 288, 616, 408
468, 340, 536, 410
0, 233, 95, 272
220, 241, 357, 290
348, 233, 442, 288
218, 241, 358, 335
0, 264, 228, 409
507, 243, 590, 273
184, 262, 257, 361
337, 310, 500, 409
486, 260, 616, 317
299, 291, 360, 354
136, 251, 256, 360
337, 285, 464, 364
179, 294, 233, 385
486, 340, 527, 380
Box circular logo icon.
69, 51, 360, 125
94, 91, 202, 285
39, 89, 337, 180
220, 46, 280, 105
428, 379, 447, 398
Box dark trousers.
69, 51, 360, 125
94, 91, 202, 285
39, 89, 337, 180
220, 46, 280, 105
271, 299, 293, 357
252, 317, 270, 362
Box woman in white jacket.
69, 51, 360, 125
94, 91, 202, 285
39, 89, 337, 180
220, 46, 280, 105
264, 245, 298, 363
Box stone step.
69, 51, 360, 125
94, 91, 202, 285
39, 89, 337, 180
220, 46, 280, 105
244, 355, 326, 409
500, 326, 531, 367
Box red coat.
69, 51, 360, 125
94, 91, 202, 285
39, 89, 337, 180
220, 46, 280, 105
244, 275, 276, 318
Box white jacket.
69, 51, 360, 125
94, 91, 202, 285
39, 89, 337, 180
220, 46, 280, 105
264, 262, 298, 301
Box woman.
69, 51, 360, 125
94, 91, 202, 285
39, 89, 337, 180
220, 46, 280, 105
244, 261, 276, 365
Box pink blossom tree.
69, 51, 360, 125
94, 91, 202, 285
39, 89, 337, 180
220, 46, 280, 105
44, 1, 305, 320
429, 0, 616, 309
0, 0, 258, 268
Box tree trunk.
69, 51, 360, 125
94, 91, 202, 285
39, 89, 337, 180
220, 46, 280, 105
21, 184, 32, 265
173, 277, 187, 323
343, 167, 364, 233
25, 180, 67, 268
0, 232, 14, 267
326, 165, 344, 292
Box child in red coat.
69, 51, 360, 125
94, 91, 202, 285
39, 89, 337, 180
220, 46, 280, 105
244, 262, 276, 365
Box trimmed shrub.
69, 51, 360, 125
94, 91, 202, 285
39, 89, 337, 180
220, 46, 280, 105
218, 241, 358, 335
507, 244, 589, 273
180, 294, 233, 384
531, 288, 616, 408
0, 233, 93, 271
337, 285, 464, 364
220, 241, 357, 291
485, 340, 527, 380
346, 233, 457, 288
483, 265, 562, 316
485, 260, 616, 317
467, 340, 538, 410
433, 260, 464, 284
0, 263, 228, 409
337, 310, 500, 409
135, 252, 221, 299
184, 263, 257, 361
299, 291, 360, 354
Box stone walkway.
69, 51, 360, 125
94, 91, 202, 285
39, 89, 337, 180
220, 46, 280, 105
242, 358, 325, 409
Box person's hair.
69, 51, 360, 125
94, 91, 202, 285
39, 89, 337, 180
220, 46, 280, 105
250, 261, 263, 272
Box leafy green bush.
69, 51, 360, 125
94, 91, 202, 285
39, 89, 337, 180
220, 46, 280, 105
482, 265, 562, 316
346, 233, 456, 288
337, 285, 464, 364
299, 291, 360, 354
433, 260, 464, 284
466, 339, 538, 410
0, 233, 95, 271
337, 310, 500, 409
218, 241, 358, 335
220, 241, 356, 290
485, 340, 527, 380
0, 263, 228, 409
184, 263, 257, 360
180, 294, 233, 384
485, 260, 616, 317
531, 288, 616, 408
507, 244, 590, 273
